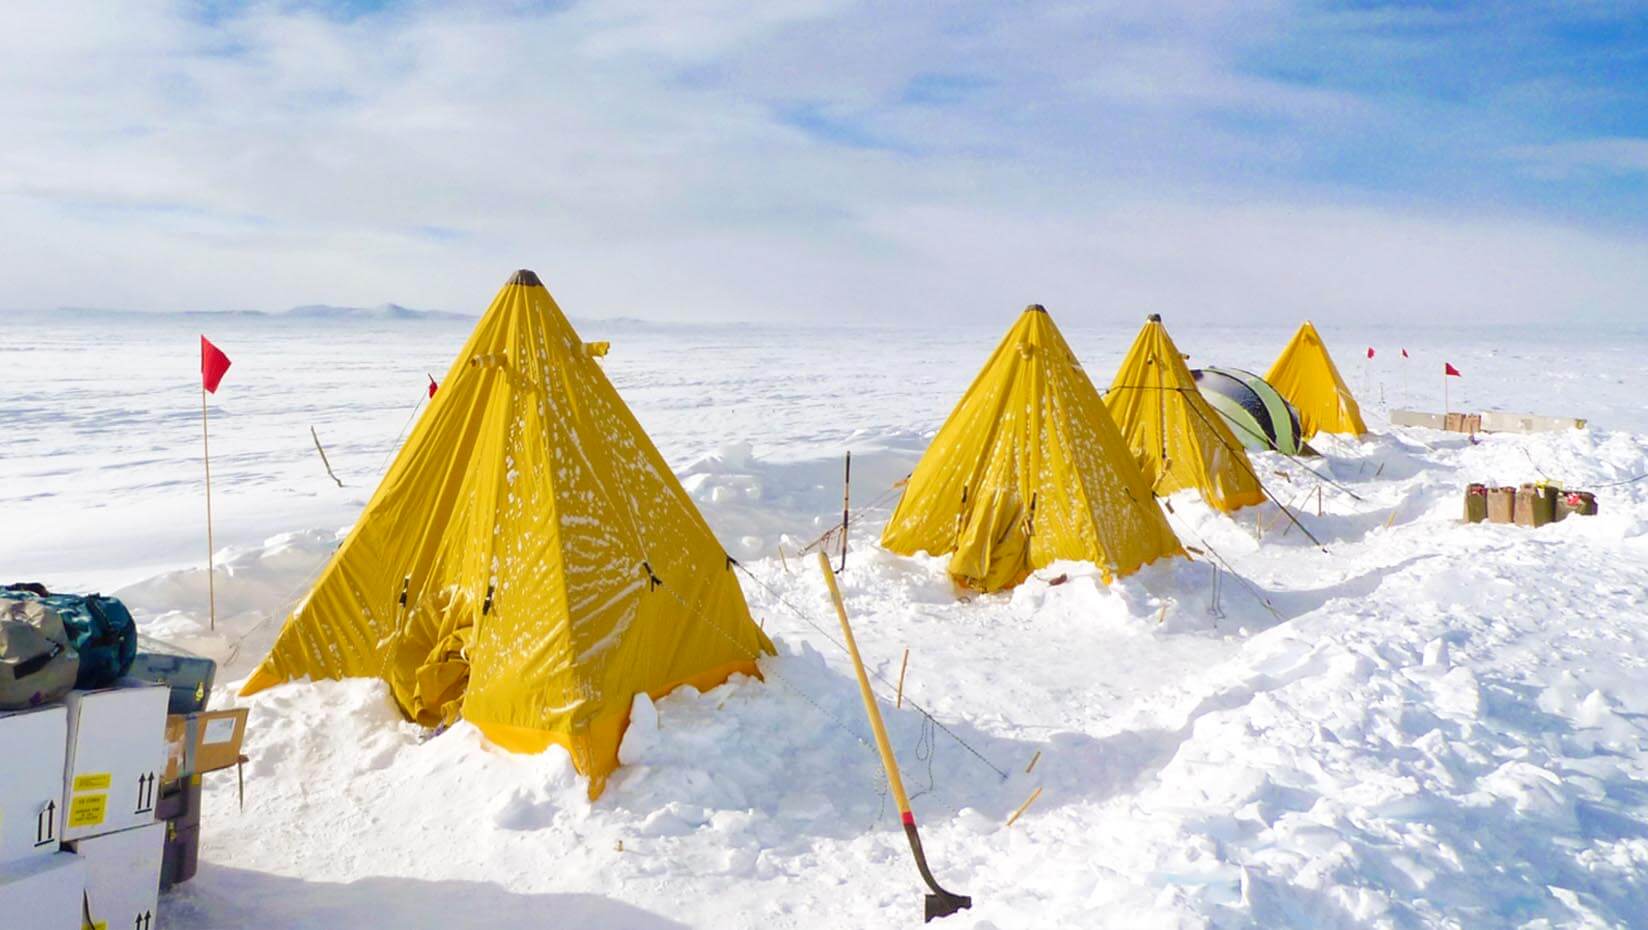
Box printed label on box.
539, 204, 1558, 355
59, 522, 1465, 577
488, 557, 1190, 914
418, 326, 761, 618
73, 772, 113, 791
68, 793, 108, 828
203, 716, 239, 745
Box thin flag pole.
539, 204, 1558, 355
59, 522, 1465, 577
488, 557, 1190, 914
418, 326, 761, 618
199, 334, 230, 631
201, 386, 217, 631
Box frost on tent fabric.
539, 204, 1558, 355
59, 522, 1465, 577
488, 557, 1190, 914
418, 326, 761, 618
242, 269, 774, 798
1103, 314, 1266, 514
1265, 321, 1369, 438
881, 303, 1184, 592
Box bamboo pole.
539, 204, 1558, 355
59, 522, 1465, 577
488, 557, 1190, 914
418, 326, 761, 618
839, 450, 851, 573
201, 388, 217, 631
311, 426, 343, 488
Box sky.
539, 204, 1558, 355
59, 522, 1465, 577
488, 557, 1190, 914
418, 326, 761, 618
1, 0, 1645, 325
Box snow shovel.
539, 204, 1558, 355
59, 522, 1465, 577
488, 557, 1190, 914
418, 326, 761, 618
818, 553, 972, 922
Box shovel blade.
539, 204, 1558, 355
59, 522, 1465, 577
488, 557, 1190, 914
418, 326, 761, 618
925, 891, 971, 922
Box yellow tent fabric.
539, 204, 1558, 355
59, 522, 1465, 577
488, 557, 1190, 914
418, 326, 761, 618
242, 270, 774, 798
1265, 321, 1368, 437
1104, 316, 1266, 513
881, 305, 1183, 592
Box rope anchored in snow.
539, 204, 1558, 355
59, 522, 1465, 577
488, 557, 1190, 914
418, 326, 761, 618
730, 558, 1011, 782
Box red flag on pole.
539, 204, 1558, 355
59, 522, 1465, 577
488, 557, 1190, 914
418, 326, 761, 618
427, 374, 438, 398
1401, 348, 1409, 358
1366, 347, 1375, 359
1445, 362, 1461, 377
201, 336, 232, 393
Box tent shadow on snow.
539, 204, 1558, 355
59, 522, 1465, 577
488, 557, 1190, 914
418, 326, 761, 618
1260, 498, 1432, 548
162, 868, 689, 930
598, 646, 1110, 831
601, 553, 1296, 836
678, 438, 926, 563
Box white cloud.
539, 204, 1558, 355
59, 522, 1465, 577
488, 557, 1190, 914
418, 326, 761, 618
0, 0, 1642, 325
1505, 137, 1648, 179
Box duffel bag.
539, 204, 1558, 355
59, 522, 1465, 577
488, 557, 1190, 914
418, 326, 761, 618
0, 598, 80, 707
0, 589, 137, 689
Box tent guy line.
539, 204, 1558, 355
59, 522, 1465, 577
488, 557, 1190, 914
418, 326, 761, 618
731, 559, 1012, 782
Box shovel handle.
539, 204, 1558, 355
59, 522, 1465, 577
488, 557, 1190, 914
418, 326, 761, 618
817, 553, 971, 921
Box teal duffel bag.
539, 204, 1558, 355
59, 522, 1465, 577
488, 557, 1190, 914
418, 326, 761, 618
2, 586, 138, 689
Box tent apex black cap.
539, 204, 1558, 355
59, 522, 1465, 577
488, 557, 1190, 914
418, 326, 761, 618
1024, 303, 1048, 313
509, 269, 542, 287
1147, 313, 1162, 322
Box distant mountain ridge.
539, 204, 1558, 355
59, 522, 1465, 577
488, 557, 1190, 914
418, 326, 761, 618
9, 305, 778, 331
31, 302, 473, 321
269, 302, 470, 321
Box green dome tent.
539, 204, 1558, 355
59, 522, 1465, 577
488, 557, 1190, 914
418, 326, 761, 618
1191, 367, 1314, 456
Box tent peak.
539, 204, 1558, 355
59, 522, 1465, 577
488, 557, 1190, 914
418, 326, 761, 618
1024, 303, 1047, 314
1147, 313, 1162, 322
507, 269, 543, 287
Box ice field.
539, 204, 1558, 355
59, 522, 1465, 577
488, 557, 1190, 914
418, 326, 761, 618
4, 309, 1648, 928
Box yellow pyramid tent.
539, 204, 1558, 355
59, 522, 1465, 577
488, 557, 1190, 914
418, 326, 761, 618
1104, 315, 1266, 513
1265, 321, 1368, 438
881, 305, 1183, 592
242, 270, 774, 797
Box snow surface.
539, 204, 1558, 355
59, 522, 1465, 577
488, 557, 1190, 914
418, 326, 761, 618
4, 313, 1648, 929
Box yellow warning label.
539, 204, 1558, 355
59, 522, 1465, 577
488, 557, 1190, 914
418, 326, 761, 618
67, 793, 107, 828
72, 772, 112, 791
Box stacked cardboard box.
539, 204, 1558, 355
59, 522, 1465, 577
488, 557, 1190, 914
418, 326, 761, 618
1443, 412, 1482, 434
0, 705, 83, 930
65, 683, 169, 930
0, 682, 169, 930
0, 853, 84, 930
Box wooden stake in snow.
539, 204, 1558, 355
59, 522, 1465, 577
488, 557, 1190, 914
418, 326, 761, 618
1024, 751, 1041, 775
896, 647, 910, 709
1005, 786, 1044, 828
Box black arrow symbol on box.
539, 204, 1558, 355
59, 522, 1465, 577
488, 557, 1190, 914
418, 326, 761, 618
135, 773, 155, 814
35, 800, 57, 845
